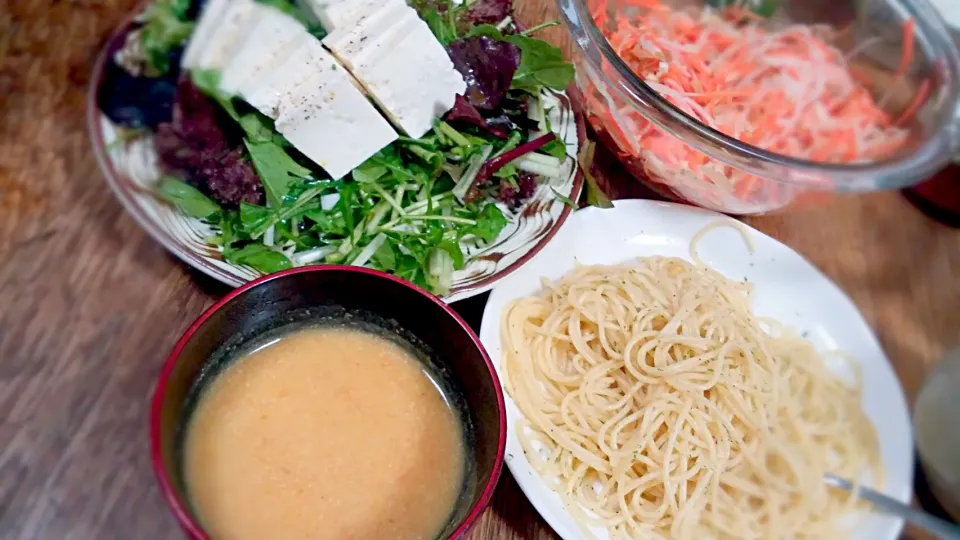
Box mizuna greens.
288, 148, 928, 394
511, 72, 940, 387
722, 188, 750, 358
141, 0, 576, 294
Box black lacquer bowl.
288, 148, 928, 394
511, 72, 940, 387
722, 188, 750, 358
149, 265, 506, 539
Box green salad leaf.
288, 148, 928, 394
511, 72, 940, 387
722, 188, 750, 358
372, 240, 398, 270
466, 203, 509, 242
422, 10, 459, 46
223, 243, 293, 273
190, 70, 242, 122
157, 176, 221, 219
352, 160, 389, 184
192, 70, 292, 148
551, 187, 578, 210
519, 21, 561, 36
411, 0, 471, 45
239, 111, 284, 145
253, 0, 302, 18
579, 142, 613, 209
463, 24, 575, 94
437, 240, 465, 270
244, 140, 312, 208
189, 69, 221, 95
506, 34, 575, 93
140, 0, 194, 75
252, 0, 328, 38
254, 0, 327, 39
541, 137, 567, 159
239, 202, 274, 234
465, 23, 505, 40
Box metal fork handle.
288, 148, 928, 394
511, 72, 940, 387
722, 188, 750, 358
825, 474, 960, 540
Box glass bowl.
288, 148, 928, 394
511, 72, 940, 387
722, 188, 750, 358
558, 0, 960, 214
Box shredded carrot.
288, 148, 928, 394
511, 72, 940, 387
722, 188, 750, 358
893, 19, 916, 81
586, 0, 920, 212
894, 78, 930, 127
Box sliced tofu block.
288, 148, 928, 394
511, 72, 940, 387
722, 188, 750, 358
274, 69, 398, 180
321, 0, 404, 49
302, 0, 389, 32
193, 0, 259, 71
244, 32, 328, 118
322, 0, 413, 70
218, 8, 306, 96
343, 18, 467, 138
181, 0, 231, 69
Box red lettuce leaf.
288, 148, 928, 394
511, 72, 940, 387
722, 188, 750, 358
447, 36, 520, 111
498, 171, 538, 207
465, 0, 512, 24
155, 78, 264, 207
411, 0, 512, 31
466, 132, 556, 201
446, 95, 510, 139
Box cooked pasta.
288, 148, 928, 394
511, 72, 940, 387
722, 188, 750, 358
501, 237, 880, 539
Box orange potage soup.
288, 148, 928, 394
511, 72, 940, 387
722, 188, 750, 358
183, 326, 466, 540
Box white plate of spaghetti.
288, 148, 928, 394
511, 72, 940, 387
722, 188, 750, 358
478, 199, 912, 540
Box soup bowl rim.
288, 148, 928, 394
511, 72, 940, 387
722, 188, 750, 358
149, 264, 507, 540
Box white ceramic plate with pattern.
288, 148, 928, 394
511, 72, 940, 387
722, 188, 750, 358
88, 11, 585, 303
478, 200, 913, 540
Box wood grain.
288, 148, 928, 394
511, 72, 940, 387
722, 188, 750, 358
0, 0, 957, 539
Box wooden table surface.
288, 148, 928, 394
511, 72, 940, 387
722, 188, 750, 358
2, 0, 959, 538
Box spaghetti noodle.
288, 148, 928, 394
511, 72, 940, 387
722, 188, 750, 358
501, 232, 881, 539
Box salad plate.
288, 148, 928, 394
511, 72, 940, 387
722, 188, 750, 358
89, 0, 585, 302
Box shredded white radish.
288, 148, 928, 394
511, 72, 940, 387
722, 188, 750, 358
583, 0, 919, 212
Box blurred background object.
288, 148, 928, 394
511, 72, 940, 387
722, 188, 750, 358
914, 348, 960, 521
903, 160, 960, 226
902, 0, 960, 226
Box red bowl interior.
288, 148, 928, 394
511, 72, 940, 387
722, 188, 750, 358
150, 265, 506, 539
